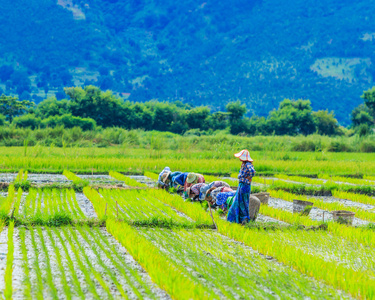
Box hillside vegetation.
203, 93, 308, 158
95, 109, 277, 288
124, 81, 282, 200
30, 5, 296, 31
0, 0, 374, 124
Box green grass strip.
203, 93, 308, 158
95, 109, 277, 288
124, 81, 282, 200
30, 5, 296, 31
332, 190, 375, 206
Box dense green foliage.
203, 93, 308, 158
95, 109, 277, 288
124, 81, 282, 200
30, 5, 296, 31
0, 0, 375, 124
0, 87, 351, 136
0, 84, 373, 144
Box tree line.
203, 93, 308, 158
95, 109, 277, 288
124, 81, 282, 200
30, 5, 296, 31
0, 85, 373, 136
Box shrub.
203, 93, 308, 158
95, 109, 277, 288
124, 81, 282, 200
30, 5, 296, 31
327, 141, 353, 152
42, 114, 96, 131
291, 140, 317, 152
12, 114, 41, 129
360, 140, 375, 153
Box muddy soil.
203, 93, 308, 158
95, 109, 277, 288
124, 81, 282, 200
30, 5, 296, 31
77, 174, 125, 186
309, 195, 375, 211
27, 174, 71, 184
0, 173, 17, 183
75, 193, 97, 218
130, 175, 157, 187
256, 214, 288, 225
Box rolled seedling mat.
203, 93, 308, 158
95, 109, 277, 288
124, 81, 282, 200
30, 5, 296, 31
332, 210, 355, 225
293, 199, 314, 215
253, 192, 270, 205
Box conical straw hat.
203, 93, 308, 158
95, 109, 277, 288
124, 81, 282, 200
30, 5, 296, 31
234, 149, 253, 162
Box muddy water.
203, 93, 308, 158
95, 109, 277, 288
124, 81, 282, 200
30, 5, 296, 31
269, 197, 369, 226
75, 193, 97, 218
129, 175, 157, 187
77, 174, 124, 186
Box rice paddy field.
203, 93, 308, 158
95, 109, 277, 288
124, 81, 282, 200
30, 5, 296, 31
0, 146, 375, 299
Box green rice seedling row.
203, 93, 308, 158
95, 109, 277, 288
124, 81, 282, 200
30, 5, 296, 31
1, 150, 375, 300
15, 225, 166, 299
153, 189, 375, 298
136, 227, 347, 299
109, 171, 147, 187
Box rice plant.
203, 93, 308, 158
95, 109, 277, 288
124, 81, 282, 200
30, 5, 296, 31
107, 219, 213, 300
319, 174, 375, 186
137, 227, 348, 299
109, 171, 147, 187
19, 228, 32, 299
274, 174, 325, 185
85, 187, 198, 226
154, 189, 375, 299
144, 171, 158, 180
332, 190, 375, 206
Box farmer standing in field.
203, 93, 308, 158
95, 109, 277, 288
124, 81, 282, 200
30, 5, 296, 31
227, 150, 256, 224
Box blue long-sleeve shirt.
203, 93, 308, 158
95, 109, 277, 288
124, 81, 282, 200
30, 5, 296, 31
173, 172, 188, 186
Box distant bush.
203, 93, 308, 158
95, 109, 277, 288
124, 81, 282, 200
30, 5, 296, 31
291, 140, 317, 152
360, 140, 375, 153
41, 114, 96, 131
13, 114, 41, 129
327, 141, 353, 152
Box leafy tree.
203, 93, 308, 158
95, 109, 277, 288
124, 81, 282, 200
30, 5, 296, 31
186, 106, 210, 130
361, 87, 375, 117
226, 101, 247, 134
41, 114, 96, 131
0, 95, 34, 122
267, 99, 315, 135
130, 103, 154, 130
312, 110, 339, 136
206, 112, 229, 130
35, 97, 71, 119
351, 104, 373, 127
12, 114, 41, 129
226, 101, 247, 122
65, 86, 126, 127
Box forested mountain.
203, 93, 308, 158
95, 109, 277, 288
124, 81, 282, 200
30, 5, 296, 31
0, 0, 374, 124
